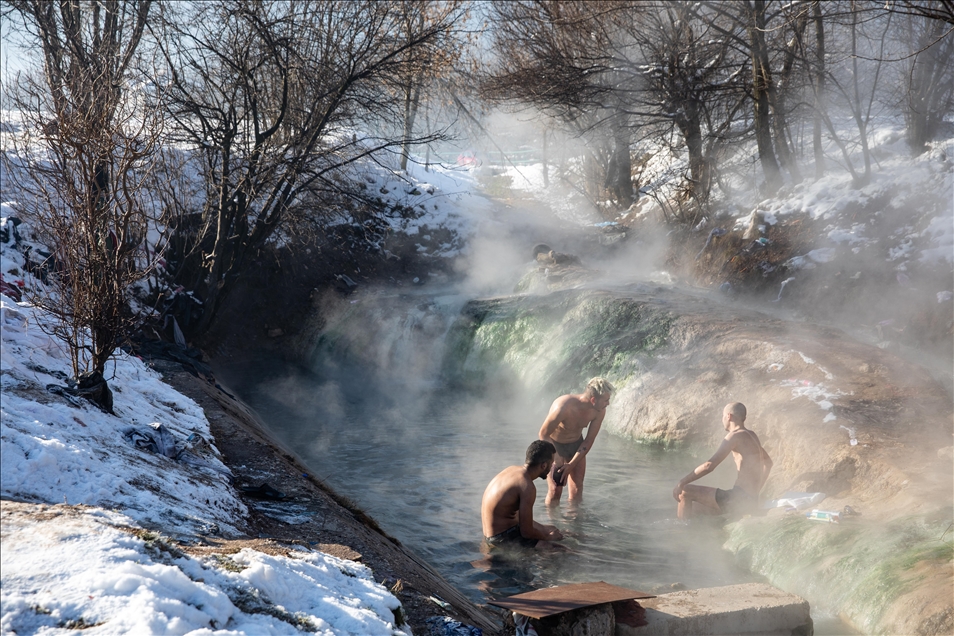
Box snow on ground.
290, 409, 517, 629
500, 119, 954, 285
323, 145, 494, 259
0, 293, 409, 634
0, 297, 410, 635
497, 161, 604, 225
1, 294, 246, 536
2, 502, 408, 635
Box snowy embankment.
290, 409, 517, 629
0, 121, 491, 633
504, 119, 953, 291
0, 296, 408, 635
2, 501, 405, 635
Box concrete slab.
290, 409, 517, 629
617, 583, 813, 636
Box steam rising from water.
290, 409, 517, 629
218, 351, 761, 605
222, 103, 943, 636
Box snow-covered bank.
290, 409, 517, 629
504, 119, 953, 279
1, 295, 245, 536
1, 294, 410, 635
2, 501, 406, 635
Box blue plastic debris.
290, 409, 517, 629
425, 616, 483, 636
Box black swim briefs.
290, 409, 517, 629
715, 486, 757, 513
485, 525, 538, 548
551, 437, 584, 460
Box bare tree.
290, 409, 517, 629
884, 0, 954, 25
900, 12, 954, 154
4, 0, 158, 410
698, 0, 814, 192
485, 1, 756, 216
623, 3, 748, 208
391, 1, 465, 171
153, 0, 463, 339
811, 1, 827, 178
483, 0, 637, 209
746, 0, 785, 192
804, 1, 896, 186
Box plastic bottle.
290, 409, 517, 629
806, 509, 841, 523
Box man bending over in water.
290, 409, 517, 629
481, 440, 564, 547
673, 402, 773, 519
538, 377, 614, 506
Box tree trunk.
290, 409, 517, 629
771, 9, 807, 184
542, 128, 549, 188
849, 2, 872, 185
904, 19, 950, 155
424, 103, 432, 172
400, 77, 423, 171
680, 99, 710, 203
748, 0, 782, 193
611, 119, 633, 206
813, 2, 826, 178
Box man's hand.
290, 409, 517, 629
551, 464, 568, 487
560, 445, 587, 477
544, 525, 564, 541
673, 484, 683, 501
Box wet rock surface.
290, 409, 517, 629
440, 284, 952, 635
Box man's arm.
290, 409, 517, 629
518, 482, 562, 541
565, 409, 605, 470
538, 400, 566, 442
673, 438, 733, 498
758, 448, 774, 492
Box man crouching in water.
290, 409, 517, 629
539, 377, 614, 506
673, 402, 773, 519
481, 441, 564, 547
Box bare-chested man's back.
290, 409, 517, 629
673, 402, 773, 519
724, 427, 768, 496
481, 441, 563, 546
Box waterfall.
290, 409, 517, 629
301, 289, 469, 395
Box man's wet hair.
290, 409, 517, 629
526, 440, 555, 467
585, 377, 615, 397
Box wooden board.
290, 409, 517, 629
488, 581, 655, 619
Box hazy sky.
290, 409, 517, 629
1, 12, 33, 84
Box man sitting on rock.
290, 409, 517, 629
673, 402, 773, 519
481, 440, 564, 547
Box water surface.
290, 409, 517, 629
218, 348, 858, 633
221, 361, 759, 596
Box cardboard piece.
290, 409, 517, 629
488, 581, 655, 619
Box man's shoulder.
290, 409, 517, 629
553, 393, 578, 405
554, 393, 587, 410
728, 428, 761, 448
725, 429, 746, 443
500, 465, 533, 485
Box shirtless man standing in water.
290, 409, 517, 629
673, 402, 773, 519
538, 377, 614, 506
